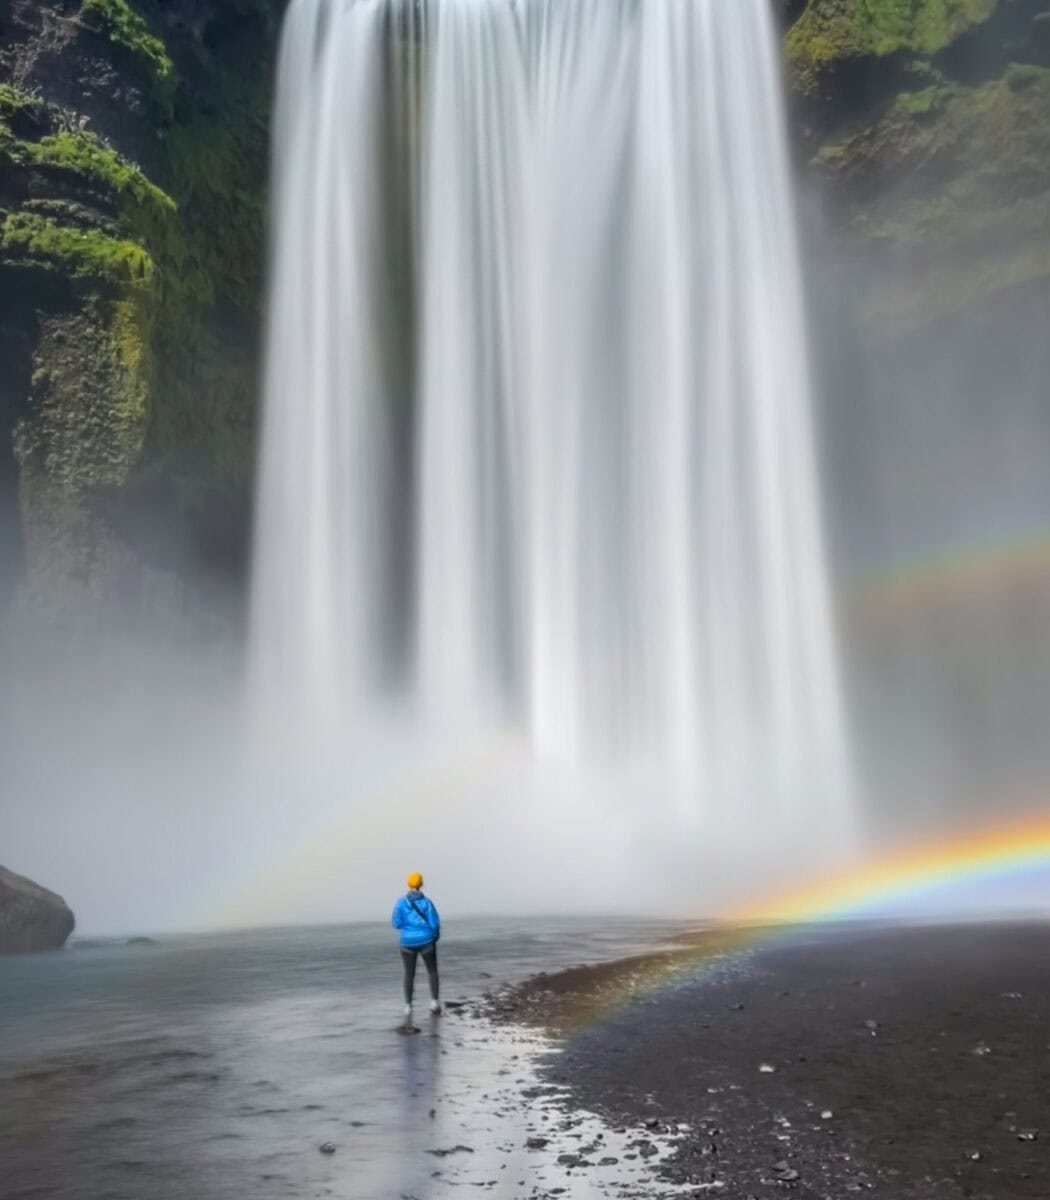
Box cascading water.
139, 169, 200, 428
252, 0, 854, 825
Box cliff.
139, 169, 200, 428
786, 0, 1050, 324
0, 0, 285, 613
0, 863, 75, 951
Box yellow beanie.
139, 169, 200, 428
407, 872, 423, 890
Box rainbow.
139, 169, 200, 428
847, 525, 1050, 620
738, 809, 1050, 925
551, 811, 1050, 1028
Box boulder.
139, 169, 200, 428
0, 865, 75, 953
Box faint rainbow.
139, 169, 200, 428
847, 526, 1050, 620
199, 728, 522, 929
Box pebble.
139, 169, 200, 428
319, 1142, 336, 1155
759, 1063, 776, 1073
773, 1163, 801, 1185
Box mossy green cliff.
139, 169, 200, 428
788, 0, 1000, 94
0, 0, 281, 607
786, 0, 1050, 322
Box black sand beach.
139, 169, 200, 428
484, 920, 1050, 1199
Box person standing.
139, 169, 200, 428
392, 872, 441, 1024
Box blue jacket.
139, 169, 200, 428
392, 891, 440, 949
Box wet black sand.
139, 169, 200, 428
483, 921, 1050, 1199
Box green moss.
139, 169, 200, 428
139, 70, 272, 481
788, 0, 1000, 92
24, 131, 175, 224
894, 79, 961, 115
16, 303, 148, 496
80, 0, 172, 79
0, 85, 45, 154
813, 61, 1050, 318
0, 71, 179, 310
0, 84, 35, 120
816, 64, 1050, 229
79, 0, 174, 114
108, 298, 150, 456
1, 211, 153, 287
3, 3, 273, 494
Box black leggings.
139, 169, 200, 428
401, 942, 439, 1005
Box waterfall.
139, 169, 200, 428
252, 0, 853, 822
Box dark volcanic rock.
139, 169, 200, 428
0, 864, 74, 952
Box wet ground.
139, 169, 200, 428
487, 920, 1050, 1199
5, 918, 1047, 1199
0, 918, 696, 1200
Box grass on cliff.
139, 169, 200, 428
0, 212, 153, 287
26, 132, 176, 226
788, 0, 1000, 90
814, 58, 1050, 319
3, 5, 271, 487
0, 97, 173, 288
815, 63, 1050, 237
79, 0, 175, 115
18, 301, 149, 495
80, 0, 173, 80
0, 84, 36, 119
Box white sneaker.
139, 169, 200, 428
430, 1000, 442, 1015
403, 1004, 413, 1023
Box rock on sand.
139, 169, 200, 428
0, 865, 75, 953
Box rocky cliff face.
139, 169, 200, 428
0, 0, 1046, 610
787, 0, 1050, 324
0, 863, 75, 951
0, 0, 285, 617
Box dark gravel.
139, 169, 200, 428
489, 920, 1050, 1199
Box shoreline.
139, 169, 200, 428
475, 918, 1050, 1198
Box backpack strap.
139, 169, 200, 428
406, 894, 432, 927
